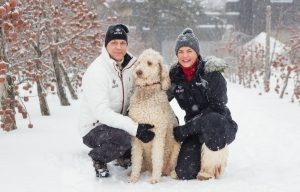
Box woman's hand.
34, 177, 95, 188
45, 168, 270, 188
173, 125, 190, 142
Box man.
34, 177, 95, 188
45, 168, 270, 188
78, 24, 155, 178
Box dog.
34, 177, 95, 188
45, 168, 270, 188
127, 49, 180, 184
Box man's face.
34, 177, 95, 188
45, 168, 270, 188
106, 39, 127, 62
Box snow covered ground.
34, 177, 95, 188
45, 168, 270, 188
0, 81, 300, 192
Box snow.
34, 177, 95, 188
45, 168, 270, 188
1, 81, 300, 192
243, 32, 288, 56
197, 24, 234, 29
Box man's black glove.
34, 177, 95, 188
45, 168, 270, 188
136, 123, 155, 143
173, 125, 190, 142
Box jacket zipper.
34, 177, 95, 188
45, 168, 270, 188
115, 59, 136, 115
119, 71, 125, 114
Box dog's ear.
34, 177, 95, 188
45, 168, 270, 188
159, 63, 171, 90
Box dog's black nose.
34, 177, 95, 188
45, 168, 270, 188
136, 70, 143, 76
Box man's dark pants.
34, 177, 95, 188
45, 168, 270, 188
83, 124, 131, 163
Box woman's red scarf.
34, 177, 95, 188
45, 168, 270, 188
180, 60, 198, 82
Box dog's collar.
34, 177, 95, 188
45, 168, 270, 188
136, 82, 160, 88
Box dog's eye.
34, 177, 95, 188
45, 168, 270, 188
147, 61, 152, 66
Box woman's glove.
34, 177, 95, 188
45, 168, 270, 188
136, 124, 155, 143
173, 114, 203, 142
173, 125, 190, 142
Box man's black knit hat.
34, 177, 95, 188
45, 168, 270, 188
175, 28, 200, 55
105, 24, 129, 47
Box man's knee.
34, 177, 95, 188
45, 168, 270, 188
113, 130, 131, 149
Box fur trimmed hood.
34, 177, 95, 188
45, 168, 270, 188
202, 56, 227, 73
170, 55, 227, 73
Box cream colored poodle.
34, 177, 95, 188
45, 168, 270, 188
127, 49, 180, 184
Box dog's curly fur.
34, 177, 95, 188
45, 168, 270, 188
197, 143, 228, 180
127, 49, 180, 184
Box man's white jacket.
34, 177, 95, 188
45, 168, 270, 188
78, 46, 138, 137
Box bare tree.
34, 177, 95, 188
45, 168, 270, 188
0, 0, 115, 131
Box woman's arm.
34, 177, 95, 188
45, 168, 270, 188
201, 71, 228, 116
166, 83, 177, 102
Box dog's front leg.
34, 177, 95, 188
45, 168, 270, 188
150, 133, 165, 184
169, 142, 181, 179
128, 137, 143, 183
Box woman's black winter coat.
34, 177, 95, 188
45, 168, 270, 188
167, 56, 237, 180
167, 56, 238, 145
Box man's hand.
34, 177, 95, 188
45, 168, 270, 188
136, 124, 155, 143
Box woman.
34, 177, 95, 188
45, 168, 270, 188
167, 28, 238, 180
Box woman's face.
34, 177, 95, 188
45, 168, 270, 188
177, 46, 198, 68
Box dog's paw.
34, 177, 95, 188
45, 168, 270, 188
170, 170, 178, 179
127, 177, 139, 183
149, 177, 160, 184
127, 170, 131, 176
197, 171, 213, 181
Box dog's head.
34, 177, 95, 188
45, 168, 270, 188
133, 49, 171, 90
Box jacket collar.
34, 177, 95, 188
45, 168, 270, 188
170, 55, 228, 82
